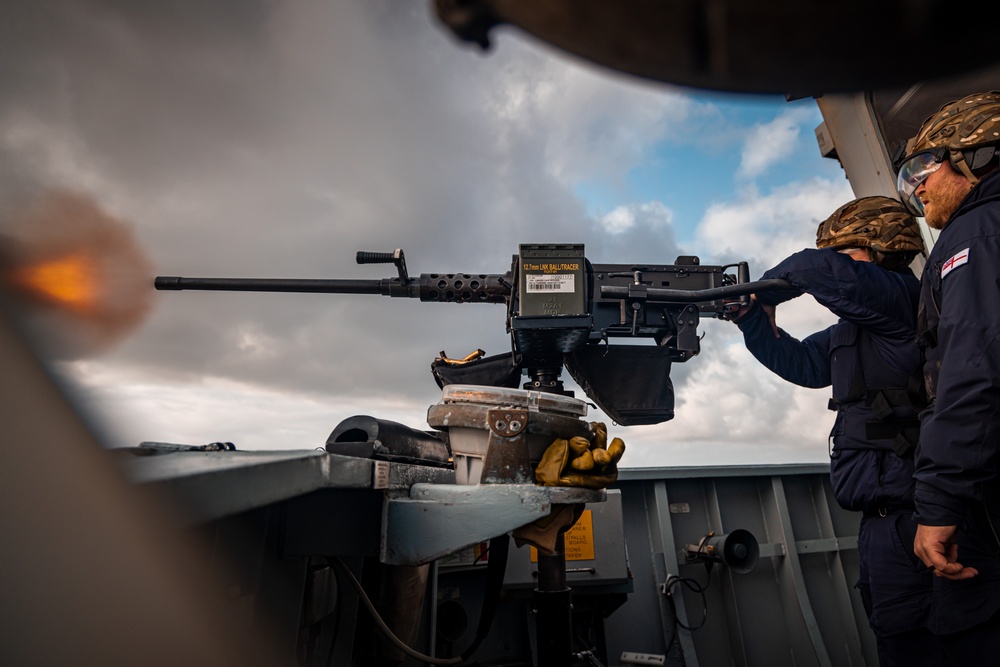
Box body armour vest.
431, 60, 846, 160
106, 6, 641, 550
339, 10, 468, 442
828, 321, 924, 456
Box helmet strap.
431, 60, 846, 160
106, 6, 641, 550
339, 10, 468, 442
951, 150, 981, 186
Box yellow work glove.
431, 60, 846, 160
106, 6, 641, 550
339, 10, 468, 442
534, 422, 625, 489
534, 438, 570, 486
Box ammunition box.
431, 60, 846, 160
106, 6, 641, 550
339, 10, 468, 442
517, 244, 587, 317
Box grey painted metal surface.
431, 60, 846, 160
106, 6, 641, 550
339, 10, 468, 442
815, 93, 897, 199
119, 450, 453, 525
648, 480, 700, 666
382, 483, 604, 565
114, 440, 876, 665
618, 463, 830, 481
605, 467, 875, 667
423, 466, 876, 666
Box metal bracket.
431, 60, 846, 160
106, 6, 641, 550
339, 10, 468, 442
381, 483, 605, 565
674, 304, 701, 359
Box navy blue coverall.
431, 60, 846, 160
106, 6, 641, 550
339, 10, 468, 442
915, 169, 1000, 645
736, 248, 940, 665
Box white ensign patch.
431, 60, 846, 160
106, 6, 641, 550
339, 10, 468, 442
941, 247, 970, 279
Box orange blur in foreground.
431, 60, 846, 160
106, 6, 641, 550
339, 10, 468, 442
8, 253, 101, 314
0, 190, 154, 356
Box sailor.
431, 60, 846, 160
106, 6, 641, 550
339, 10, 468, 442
895, 91, 1000, 657
729, 196, 942, 666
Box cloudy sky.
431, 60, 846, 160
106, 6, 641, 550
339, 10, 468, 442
1, 1, 858, 467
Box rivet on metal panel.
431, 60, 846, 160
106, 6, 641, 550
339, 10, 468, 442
487, 408, 528, 437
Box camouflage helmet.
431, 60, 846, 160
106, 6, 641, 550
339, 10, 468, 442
816, 196, 924, 257
905, 91, 1000, 182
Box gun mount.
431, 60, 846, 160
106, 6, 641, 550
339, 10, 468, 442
156, 243, 788, 425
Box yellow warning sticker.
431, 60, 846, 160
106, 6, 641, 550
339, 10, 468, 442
530, 510, 595, 562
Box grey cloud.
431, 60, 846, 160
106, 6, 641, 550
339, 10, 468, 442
3, 0, 691, 422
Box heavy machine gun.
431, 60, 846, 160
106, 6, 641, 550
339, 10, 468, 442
156, 243, 789, 426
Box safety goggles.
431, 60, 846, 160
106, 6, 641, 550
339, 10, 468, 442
896, 148, 948, 216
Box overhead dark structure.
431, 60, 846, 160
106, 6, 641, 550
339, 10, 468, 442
434, 0, 998, 95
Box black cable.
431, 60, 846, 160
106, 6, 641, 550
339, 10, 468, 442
328, 534, 510, 667
663, 570, 710, 666
663, 564, 711, 632
330, 558, 462, 666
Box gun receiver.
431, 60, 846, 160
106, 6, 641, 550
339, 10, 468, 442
155, 244, 789, 425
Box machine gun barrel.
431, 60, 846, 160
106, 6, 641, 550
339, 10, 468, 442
154, 274, 511, 303
599, 278, 793, 303
154, 276, 386, 294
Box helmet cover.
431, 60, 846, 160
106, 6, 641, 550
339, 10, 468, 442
816, 196, 924, 255
906, 91, 1000, 157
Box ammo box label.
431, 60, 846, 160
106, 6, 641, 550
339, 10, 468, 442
525, 273, 576, 293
